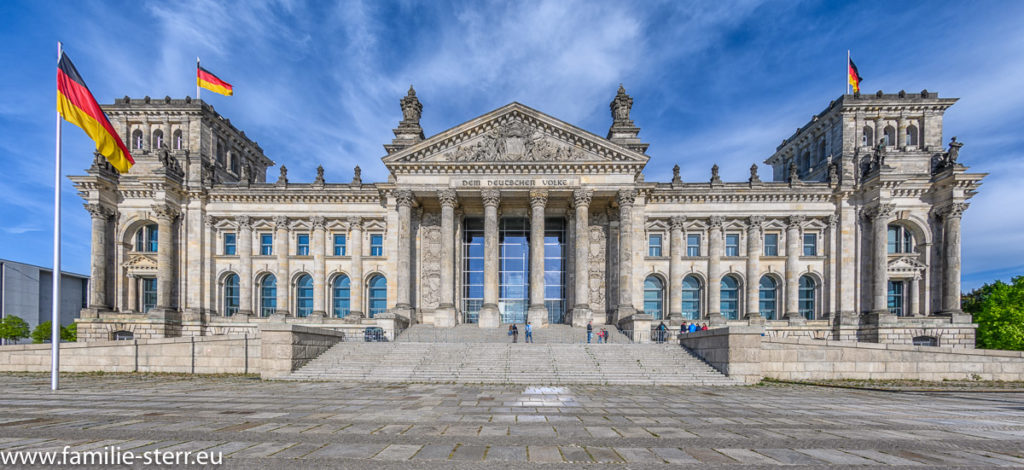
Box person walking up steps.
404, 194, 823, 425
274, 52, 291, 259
524, 322, 534, 343
512, 324, 519, 343
586, 320, 593, 343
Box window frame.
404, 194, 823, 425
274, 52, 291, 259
259, 233, 273, 256
686, 234, 701, 257
802, 233, 817, 256
295, 274, 313, 317
333, 234, 347, 256
296, 233, 310, 256
724, 233, 740, 257
369, 233, 384, 257
223, 232, 236, 256
764, 233, 780, 256
332, 275, 351, 318
648, 233, 663, 257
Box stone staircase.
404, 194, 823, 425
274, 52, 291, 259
395, 324, 633, 344
284, 325, 740, 385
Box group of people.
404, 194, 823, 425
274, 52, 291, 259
585, 321, 613, 343
680, 321, 709, 333
507, 322, 534, 343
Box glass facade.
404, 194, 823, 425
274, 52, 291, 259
759, 276, 777, 320
142, 277, 157, 312
499, 218, 529, 324
224, 273, 239, 316
543, 218, 566, 324
333, 234, 346, 256
223, 233, 236, 255
260, 274, 276, 317
721, 275, 739, 319
368, 275, 387, 317
725, 234, 739, 256
798, 275, 816, 319
332, 275, 350, 317
296, 274, 313, 317
462, 218, 484, 323
643, 276, 664, 320
681, 275, 701, 320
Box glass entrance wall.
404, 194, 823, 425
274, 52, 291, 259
544, 218, 566, 324
462, 218, 484, 323
499, 218, 529, 323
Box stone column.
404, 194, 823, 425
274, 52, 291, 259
827, 214, 839, 319
571, 188, 593, 326
707, 216, 724, 323
479, 190, 501, 328
745, 216, 764, 322
565, 207, 575, 311
941, 203, 968, 314
897, 116, 907, 148
869, 204, 895, 314
394, 190, 415, 320
874, 118, 883, 146
151, 204, 178, 315
614, 189, 635, 324
85, 203, 113, 309
528, 189, 549, 326
348, 217, 364, 319
909, 275, 921, 316
311, 216, 326, 317
784, 216, 804, 320
668, 216, 685, 323
236, 216, 253, 317
126, 274, 137, 313
274, 216, 290, 316
436, 189, 458, 327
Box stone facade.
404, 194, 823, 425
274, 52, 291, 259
71, 87, 984, 348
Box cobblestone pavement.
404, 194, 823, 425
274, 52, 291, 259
0, 374, 1022, 468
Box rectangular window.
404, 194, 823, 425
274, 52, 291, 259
223, 233, 236, 255
333, 234, 346, 256
462, 218, 484, 324
260, 233, 273, 255
648, 234, 663, 257
725, 234, 740, 257
297, 234, 310, 256
142, 278, 157, 313
887, 280, 905, 316
803, 233, 817, 256
686, 234, 701, 257
764, 233, 779, 256
370, 234, 383, 256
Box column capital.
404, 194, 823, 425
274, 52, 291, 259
203, 214, 215, 227
865, 203, 896, 222
939, 202, 969, 220
615, 188, 635, 207
151, 204, 179, 222
670, 216, 686, 231
787, 215, 805, 230
438, 189, 458, 209
347, 216, 363, 229
84, 203, 114, 220
748, 215, 765, 232
310, 215, 326, 230
573, 188, 593, 208
529, 189, 549, 208
481, 189, 501, 207
273, 215, 289, 230
395, 189, 415, 208
235, 215, 252, 229
827, 213, 839, 228
708, 215, 724, 230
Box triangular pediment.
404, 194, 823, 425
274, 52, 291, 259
888, 256, 926, 274
383, 103, 649, 167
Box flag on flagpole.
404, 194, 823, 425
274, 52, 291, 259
848, 56, 864, 93
57, 52, 134, 173
197, 65, 233, 96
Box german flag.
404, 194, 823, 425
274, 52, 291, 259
57, 52, 133, 173
197, 65, 233, 96
848, 57, 864, 93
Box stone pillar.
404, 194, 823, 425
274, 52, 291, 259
394, 190, 415, 320
479, 190, 501, 328
571, 188, 593, 326
941, 203, 968, 314
528, 189, 549, 326
85, 203, 113, 309
311, 216, 326, 317
126, 274, 137, 313
668, 216, 685, 324
874, 118, 883, 146
436, 189, 458, 327
152, 204, 178, 315
827, 214, 839, 319
565, 207, 575, 311
707, 216, 724, 324
274, 216, 291, 316
348, 217, 365, 319
614, 189, 635, 324
897, 116, 907, 149
784, 216, 804, 319
237, 216, 253, 317
909, 275, 921, 316
869, 204, 895, 314
745, 216, 764, 322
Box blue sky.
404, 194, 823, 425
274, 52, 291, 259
0, 0, 1022, 290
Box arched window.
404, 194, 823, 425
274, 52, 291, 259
720, 275, 739, 320
152, 129, 164, 149
862, 126, 873, 147
134, 224, 158, 252
367, 275, 387, 317
759, 276, 778, 320
223, 273, 239, 316
912, 336, 937, 346
216, 140, 225, 165
132, 129, 144, 150
818, 139, 827, 164
883, 125, 896, 146
798, 275, 817, 320
173, 129, 183, 150
295, 274, 313, 317
643, 276, 664, 320
887, 224, 914, 254
259, 274, 277, 317
229, 152, 240, 174
332, 275, 351, 318
906, 124, 919, 146
800, 151, 811, 172
112, 330, 134, 341
681, 275, 702, 320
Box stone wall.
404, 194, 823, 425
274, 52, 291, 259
259, 324, 347, 379
0, 335, 259, 374
77, 313, 405, 342
677, 326, 764, 384
761, 337, 1024, 381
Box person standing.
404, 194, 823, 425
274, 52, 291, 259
689, 322, 698, 333
680, 322, 687, 335
586, 320, 593, 344
524, 322, 534, 343
512, 324, 519, 343
657, 322, 667, 343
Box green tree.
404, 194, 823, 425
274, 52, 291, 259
60, 322, 77, 342
0, 315, 31, 343
963, 276, 1024, 351
31, 321, 53, 344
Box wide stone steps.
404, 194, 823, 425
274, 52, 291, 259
284, 342, 740, 385
395, 324, 634, 344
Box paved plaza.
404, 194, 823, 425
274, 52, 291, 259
0, 374, 1022, 468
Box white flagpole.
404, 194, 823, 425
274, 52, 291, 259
847, 50, 851, 95
196, 57, 200, 100
51, 41, 63, 391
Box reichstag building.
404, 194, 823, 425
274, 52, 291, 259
71, 86, 983, 346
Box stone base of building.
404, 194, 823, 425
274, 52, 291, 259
527, 305, 548, 327
478, 304, 500, 328
759, 313, 977, 348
